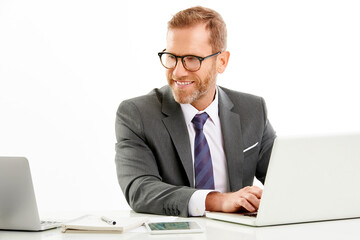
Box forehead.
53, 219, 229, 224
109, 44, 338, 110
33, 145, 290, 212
166, 24, 212, 56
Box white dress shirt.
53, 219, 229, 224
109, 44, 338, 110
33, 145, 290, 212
180, 87, 229, 216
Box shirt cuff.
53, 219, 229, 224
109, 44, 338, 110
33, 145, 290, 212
188, 190, 214, 216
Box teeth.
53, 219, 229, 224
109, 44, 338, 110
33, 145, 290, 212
176, 81, 192, 85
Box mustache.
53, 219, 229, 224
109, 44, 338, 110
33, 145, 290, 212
167, 73, 197, 82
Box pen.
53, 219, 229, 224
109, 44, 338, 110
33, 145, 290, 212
101, 216, 116, 225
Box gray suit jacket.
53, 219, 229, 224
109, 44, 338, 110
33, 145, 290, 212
115, 85, 276, 217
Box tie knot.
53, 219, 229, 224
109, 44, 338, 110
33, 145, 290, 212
192, 112, 209, 130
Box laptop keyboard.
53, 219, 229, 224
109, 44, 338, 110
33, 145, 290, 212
243, 212, 258, 217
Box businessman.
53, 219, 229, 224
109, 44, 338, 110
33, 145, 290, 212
115, 6, 276, 217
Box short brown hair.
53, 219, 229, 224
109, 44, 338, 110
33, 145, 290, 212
168, 6, 227, 52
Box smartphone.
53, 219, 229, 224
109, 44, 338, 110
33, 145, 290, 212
145, 221, 204, 234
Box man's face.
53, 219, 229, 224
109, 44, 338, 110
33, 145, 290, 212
166, 24, 218, 110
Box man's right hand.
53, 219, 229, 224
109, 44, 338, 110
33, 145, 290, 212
205, 186, 263, 213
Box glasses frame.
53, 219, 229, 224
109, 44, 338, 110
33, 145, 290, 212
158, 50, 221, 72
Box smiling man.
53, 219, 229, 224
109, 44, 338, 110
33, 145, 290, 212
115, 6, 276, 217
164, 23, 220, 110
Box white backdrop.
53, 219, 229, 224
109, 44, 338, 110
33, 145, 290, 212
1, 0, 359, 213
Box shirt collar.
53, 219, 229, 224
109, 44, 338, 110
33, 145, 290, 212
180, 87, 220, 126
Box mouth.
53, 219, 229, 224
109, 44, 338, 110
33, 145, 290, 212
174, 80, 194, 87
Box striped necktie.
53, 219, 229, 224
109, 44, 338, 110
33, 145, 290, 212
192, 112, 215, 189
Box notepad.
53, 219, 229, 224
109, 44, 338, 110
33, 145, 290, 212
61, 215, 149, 233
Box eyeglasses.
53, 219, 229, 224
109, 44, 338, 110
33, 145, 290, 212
158, 50, 221, 72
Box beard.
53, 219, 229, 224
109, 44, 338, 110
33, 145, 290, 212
167, 65, 217, 105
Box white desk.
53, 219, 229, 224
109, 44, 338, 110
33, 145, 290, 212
1, 210, 360, 240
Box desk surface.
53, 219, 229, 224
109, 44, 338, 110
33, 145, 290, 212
1, 210, 360, 240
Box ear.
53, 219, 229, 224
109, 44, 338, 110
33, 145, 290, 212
216, 51, 230, 74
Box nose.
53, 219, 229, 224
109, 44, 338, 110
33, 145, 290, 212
172, 58, 189, 79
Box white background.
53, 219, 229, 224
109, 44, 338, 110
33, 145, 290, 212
1, 0, 359, 213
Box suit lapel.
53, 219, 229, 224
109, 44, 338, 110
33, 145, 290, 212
161, 87, 194, 187
159, 86, 245, 190
218, 87, 245, 191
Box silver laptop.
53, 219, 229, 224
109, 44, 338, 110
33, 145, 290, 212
206, 133, 360, 226
0, 157, 61, 231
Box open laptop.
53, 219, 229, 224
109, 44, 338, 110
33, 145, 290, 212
206, 133, 360, 226
0, 157, 61, 231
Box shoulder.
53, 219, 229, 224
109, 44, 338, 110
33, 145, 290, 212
118, 85, 169, 109
219, 86, 263, 102
218, 86, 269, 123
218, 86, 265, 111
121, 86, 166, 105
116, 86, 174, 119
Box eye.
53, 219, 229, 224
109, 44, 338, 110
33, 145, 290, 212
161, 54, 177, 68
184, 56, 198, 63
167, 54, 176, 60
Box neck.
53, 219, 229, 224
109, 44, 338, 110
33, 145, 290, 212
191, 87, 216, 111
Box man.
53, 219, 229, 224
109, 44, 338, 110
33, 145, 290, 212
115, 6, 276, 217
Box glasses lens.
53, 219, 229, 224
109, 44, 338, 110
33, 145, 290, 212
183, 56, 201, 71
161, 53, 176, 69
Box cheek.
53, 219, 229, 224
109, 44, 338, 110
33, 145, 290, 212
166, 70, 173, 80
197, 67, 212, 82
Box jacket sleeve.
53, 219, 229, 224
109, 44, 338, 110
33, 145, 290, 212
255, 97, 277, 184
115, 100, 196, 217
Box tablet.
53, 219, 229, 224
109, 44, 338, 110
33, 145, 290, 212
145, 221, 204, 234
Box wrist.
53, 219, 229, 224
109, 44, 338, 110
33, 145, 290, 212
205, 191, 224, 212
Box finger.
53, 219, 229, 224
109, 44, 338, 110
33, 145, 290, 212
247, 186, 263, 199
237, 187, 262, 202
244, 193, 261, 209
235, 198, 256, 212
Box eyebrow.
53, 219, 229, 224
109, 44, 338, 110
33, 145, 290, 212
163, 49, 205, 57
